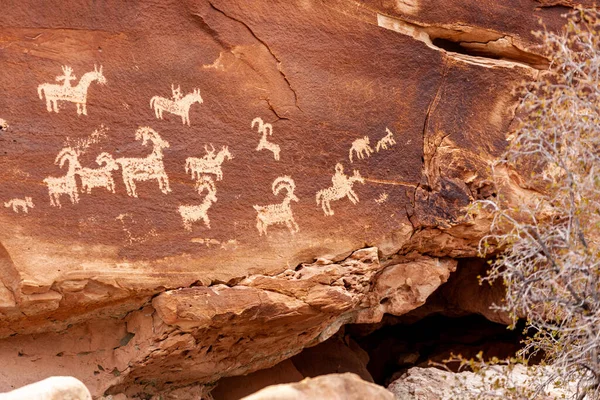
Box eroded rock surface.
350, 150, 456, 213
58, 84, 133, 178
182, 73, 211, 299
0, 0, 585, 397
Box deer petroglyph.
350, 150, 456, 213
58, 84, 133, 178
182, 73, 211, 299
179, 176, 218, 231
376, 128, 397, 151
349, 136, 373, 162
254, 176, 299, 235
316, 163, 365, 216
185, 144, 233, 181
115, 127, 171, 198
43, 148, 81, 207
4, 197, 34, 214
150, 85, 203, 126
37, 65, 106, 116
251, 117, 281, 161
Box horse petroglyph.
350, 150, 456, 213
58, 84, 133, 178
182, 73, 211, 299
78, 152, 119, 194
376, 128, 397, 152
349, 136, 373, 162
254, 176, 299, 236
4, 197, 34, 214
37, 65, 106, 116
115, 127, 171, 198
150, 85, 203, 126
179, 176, 218, 231
185, 144, 233, 181
251, 117, 281, 161
43, 148, 81, 207
316, 163, 365, 216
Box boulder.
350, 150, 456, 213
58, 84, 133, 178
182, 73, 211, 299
0, 376, 91, 400
240, 373, 394, 400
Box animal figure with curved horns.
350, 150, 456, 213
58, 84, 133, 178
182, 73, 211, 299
43, 148, 82, 207
179, 176, 218, 231
150, 85, 203, 126
37, 65, 106, 116
316, 163, 365, 216
254, 176, 299, 235
251, 117, 280, 160
115, 127, 171, 197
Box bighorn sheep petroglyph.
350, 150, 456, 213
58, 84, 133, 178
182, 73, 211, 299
179, 176, 218, 231
251, 117, 280, 161
37, 65, 106, 116
77, 152, 119, 194
254, 176, 299, 235
316, 163, 365, 216
115, 127, 171, 197
43, 148, 81, 207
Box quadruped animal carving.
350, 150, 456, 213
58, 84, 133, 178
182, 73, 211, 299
376, 128, 396, 151
251, 117, 281, 161
150, 85, 203, 126
316, 163, 365, 216
179, 176, 218, 231
349, 136, 373, 162
77, 152, 119, 194
4, 197, 34, 214
37, 65, 106, 116
115, 127, 171, 197
253, 176, 299, 235
185, 144, 233, 181
43, 148, 81, 207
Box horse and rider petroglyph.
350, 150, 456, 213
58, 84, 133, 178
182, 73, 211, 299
179, 175, 218, 231
115, 127, 171, 197
150, 85, 203, 126
37, 65, 106, 116
349, 136, 373, 162
376, 128, 397, 151
185, 144, 233, 181
4, 197, 34, 214
251, 117, 281, 161
254, 176, 299, 236
316, 163, 365, 216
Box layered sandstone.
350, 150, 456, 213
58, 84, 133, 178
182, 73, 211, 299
0, 0, 587, 397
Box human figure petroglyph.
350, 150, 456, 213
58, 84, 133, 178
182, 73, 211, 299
179, 175, 218, 231
77, 152, 119, 194
4, 197, 34, 214
150, 85, 203, 126
185, 144, 233, 181
251, 117, 281, 161
376, 128, 397, 152
43, 148, 81, 207
37, 65, 106, 116
316, 163, 365, 216
349, 136, 373, 162
115, 127, 171, 197
254, 176, 299, 235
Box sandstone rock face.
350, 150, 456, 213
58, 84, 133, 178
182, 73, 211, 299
0, 0, 585, 397
240, 373, 394, 400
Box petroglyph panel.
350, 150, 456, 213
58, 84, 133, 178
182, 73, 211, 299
37, 65, 106, 116
150, 85, 203, 125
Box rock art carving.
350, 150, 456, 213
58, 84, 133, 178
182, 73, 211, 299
179, 176, 218, 231
64, 125, 108, 155
0, 118, 8, 131
251, 117, 281, 161
316, 163, 365, 216
376, 128, 397, 152
77, 152, 119, 194
37, 65, 106, 115
253, 176, 299, 235
185, 144, 233, 181
375, 192, 389, 204
349, 136, 373, 162
115, 127, 171, 197
4, 197, 34, 214
43, 148, 81, 207
150, 85, 203, 126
